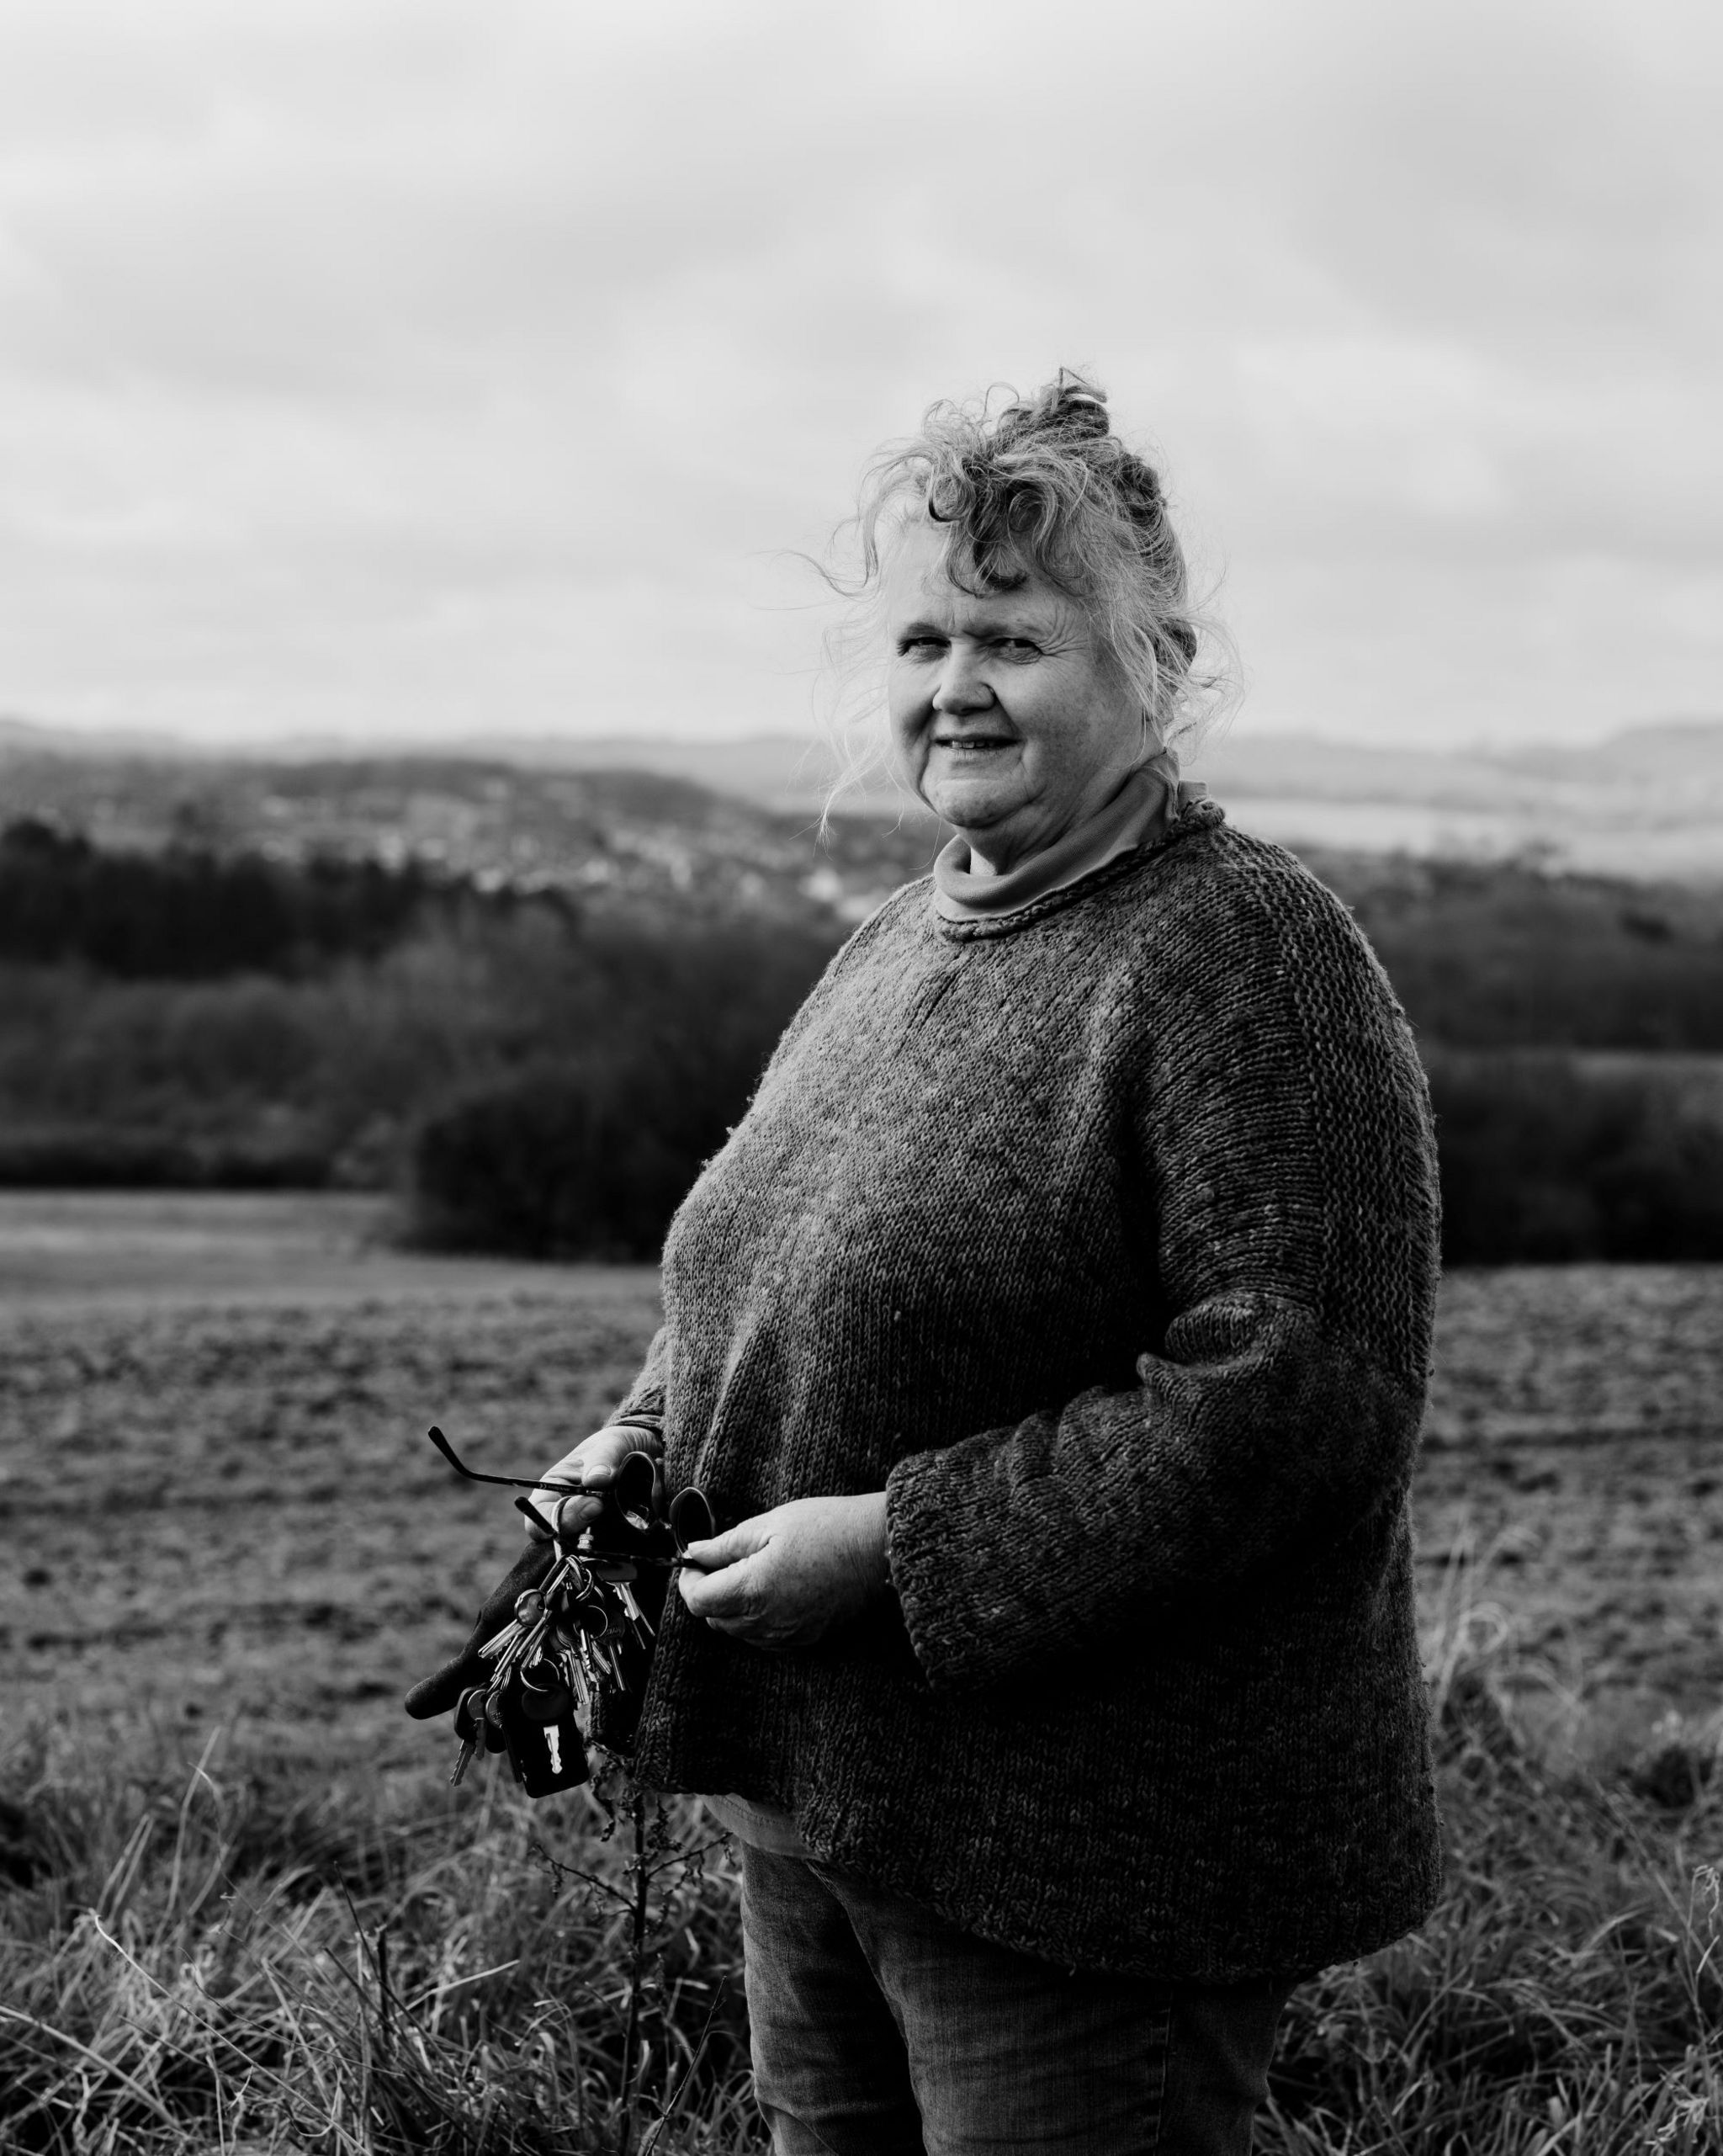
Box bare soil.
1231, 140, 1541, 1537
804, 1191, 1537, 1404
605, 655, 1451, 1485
1421, 1263, 1723, 1741
2, 1195, 1718, 1770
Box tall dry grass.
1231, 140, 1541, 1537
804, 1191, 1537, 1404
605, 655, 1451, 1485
0, 1733, 755, 2153
2, 1549, 1719, 2153
1259, 1538, 1722, 2153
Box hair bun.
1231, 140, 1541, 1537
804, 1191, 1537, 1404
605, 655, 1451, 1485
1040, 372, 1111, 439
992, 370, 1111, 454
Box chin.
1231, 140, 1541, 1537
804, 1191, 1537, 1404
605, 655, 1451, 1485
922, 778, 1023, 831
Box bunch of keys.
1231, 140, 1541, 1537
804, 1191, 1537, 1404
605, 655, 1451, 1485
421, 1426, 715, 1800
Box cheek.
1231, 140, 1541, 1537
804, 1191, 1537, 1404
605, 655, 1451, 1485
1014, 681, 1095, 764
887, 666, 930, 741
1011, 677, 1136, 789
1055, 674, 1139, 764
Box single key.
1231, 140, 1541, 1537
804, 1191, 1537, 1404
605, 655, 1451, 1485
551, 1632, 592, 1722
549, 1553, 589, 1602
490, 1605, 555, 1695
482, 1687, 510, 1754
449, 1685, 488, 1786
482, 1629, 522, 1686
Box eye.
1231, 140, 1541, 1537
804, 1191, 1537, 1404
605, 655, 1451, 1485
895, 635, 945, 657
994, 636, 1041, 658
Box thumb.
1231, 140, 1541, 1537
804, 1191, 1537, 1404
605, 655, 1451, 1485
405, 1651, 481, 1719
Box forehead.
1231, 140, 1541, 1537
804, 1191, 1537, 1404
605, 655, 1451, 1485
883, 519, 1077, 635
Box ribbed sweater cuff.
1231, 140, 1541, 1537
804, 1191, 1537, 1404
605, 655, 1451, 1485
884, 1449, 1015, 1691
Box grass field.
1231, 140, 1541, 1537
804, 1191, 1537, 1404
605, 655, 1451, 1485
2, 1194, 1720, 2151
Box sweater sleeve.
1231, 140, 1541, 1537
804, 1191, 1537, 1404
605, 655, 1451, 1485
610, 1324, 671, 1436
883, 853, 1442, 1691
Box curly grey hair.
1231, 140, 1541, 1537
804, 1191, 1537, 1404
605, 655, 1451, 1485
819, 371, 1232, 803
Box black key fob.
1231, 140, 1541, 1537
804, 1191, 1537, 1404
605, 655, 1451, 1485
497, 1687, 589, 1797
517, 1655, 575, 1724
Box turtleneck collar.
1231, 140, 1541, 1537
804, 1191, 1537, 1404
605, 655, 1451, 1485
930, 751, 1206, 923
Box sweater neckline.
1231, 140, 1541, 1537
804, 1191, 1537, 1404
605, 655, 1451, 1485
929, 795, 1227, 940
930, 765, 1181, 923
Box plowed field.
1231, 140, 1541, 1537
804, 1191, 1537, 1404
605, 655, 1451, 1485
2, 1197, 1719, 1766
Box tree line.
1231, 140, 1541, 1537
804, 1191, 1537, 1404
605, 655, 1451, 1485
1, 819, 1720, 1263
0, 817, 469, 977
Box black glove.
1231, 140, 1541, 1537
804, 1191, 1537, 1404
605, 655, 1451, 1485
404, 1538, 556, 1720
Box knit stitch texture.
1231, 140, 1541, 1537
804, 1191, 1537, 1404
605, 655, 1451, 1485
619, 800, 1444, 1980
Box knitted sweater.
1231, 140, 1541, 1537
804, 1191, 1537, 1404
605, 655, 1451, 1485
618, 799, 1444, 1981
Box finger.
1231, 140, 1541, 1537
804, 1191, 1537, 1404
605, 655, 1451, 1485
558, 1491, 610, 1532
702, 1614, 787, 1646
582, 1423, 663, 1472
681, 1519, 775, 1573
524, 1485, 604, 1537
678, 1553, 764, 1620
525, 1432, 642, 1532
538, 1429, 646, 1494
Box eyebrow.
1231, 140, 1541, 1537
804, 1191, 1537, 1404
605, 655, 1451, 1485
893, 613, 1047, 640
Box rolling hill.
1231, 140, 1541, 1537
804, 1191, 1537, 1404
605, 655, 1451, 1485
3, 713, 1720, 892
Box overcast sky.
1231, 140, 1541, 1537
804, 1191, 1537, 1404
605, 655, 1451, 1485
0, 0, 1717, 753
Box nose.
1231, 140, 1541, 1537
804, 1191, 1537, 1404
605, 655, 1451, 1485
930, 647, 994, 715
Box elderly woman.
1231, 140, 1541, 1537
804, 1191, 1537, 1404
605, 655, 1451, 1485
537, 376, 1442, 2156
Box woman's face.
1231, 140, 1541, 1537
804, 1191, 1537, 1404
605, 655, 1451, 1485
886, 520, 1143, 875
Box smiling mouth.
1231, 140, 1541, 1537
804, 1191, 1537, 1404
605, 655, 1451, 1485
933, 735, 1015, 752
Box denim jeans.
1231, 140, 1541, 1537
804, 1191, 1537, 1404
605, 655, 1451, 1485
740, 1845, 1295, 2156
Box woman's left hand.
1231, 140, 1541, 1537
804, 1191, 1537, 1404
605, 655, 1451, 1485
677, 1493, 890, 1649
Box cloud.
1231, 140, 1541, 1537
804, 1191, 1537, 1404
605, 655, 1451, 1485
0, 0, 1716, 747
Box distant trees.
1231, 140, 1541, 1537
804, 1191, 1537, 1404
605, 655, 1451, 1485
408, 921, 835, 1259
1, 815, 1721, 1262
1426, 1050, 1723, 1263
1339, 856, 1723, 1051
0, 818, 450, 976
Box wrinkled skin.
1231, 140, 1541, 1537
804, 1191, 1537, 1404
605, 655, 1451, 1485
887, 519, 1144, 875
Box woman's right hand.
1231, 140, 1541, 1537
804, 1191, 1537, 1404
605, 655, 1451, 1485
526, 1424, 664, 1540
